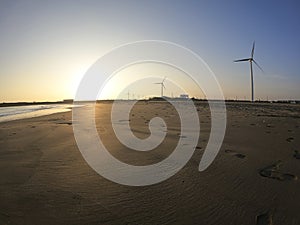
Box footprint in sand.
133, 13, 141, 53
225, 149, 246, 159
178, 135, 187, 138
259, 160, 297, 181
57, 121, 72, 125
293, 151, 300, 159
0, 212, 9, 224
256, 212, 273, 225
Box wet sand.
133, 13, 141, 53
0, 102, 300, 225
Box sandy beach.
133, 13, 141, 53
0, 101, 300, 225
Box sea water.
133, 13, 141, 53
0, 104, 73, 123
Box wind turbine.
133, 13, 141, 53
154, 77, 167, 97
234, 41, 263, 102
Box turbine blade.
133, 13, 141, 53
253, 60, 264, 73
234, 58, 251, 62
154, 82, 161, 84
251, 41, 255, 58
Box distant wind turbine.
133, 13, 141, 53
234, 41, 264, 102
154, 77, 167, 97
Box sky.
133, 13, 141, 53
0, 0, 299, 102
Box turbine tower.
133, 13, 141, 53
154, 77, 166, 97
234, 41, 263, 102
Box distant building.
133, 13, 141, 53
180, 94, 189, 99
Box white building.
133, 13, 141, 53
179, 94, 189, 99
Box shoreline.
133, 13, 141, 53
1, 98, 300, 108
0, 104, 73, 123
1, 100, 300, 123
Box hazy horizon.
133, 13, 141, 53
1, 0, 300, 102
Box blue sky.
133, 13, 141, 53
0, 0, 299, 101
